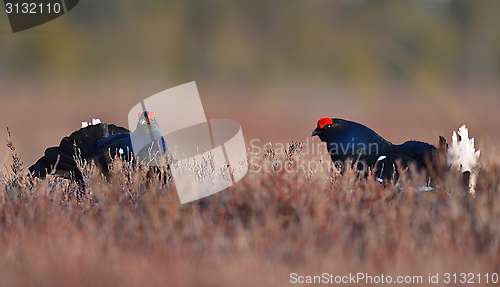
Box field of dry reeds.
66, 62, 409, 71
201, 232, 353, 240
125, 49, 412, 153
1, 134, 500, 286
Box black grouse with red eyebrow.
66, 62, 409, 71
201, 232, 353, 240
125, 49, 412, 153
312, 117, 436, 179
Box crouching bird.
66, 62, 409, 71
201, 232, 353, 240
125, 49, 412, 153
312, 117, 436, 179
29, 111, 169, 180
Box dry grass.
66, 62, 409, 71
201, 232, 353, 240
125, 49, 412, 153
1, 135, 500, 286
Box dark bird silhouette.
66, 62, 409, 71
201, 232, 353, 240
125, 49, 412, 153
29, 111, 168, 180
312, 117, 436, 179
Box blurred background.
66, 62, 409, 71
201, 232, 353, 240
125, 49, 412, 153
0, 0, 499, 170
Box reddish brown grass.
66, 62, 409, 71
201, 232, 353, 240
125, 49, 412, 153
1, 138, 500, 286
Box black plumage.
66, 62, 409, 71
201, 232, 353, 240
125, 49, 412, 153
29, 111, 168, 179
312, 117, 436, 179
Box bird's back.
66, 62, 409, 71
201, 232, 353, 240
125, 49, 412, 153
29, 117, 170, 180
29, 123, 130, 179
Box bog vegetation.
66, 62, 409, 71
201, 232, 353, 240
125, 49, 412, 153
1, 132, 500, 286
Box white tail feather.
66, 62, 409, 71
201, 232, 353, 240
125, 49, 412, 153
446, 125, 480, 195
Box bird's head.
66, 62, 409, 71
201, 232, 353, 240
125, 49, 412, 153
136, 111, 161, 133
311, 117, 345, 139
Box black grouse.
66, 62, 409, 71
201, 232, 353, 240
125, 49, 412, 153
311, 117, 436, 179
29, 111, 168, 180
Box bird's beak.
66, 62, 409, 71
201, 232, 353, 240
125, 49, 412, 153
311, 128, 321, 137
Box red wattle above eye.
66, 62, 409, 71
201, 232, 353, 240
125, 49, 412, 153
137, 111, 156, 120
317, 117, 333, 129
